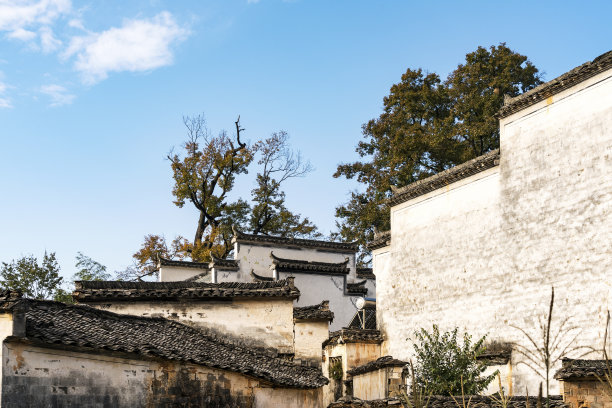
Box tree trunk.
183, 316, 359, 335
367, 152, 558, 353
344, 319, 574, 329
194, 211, 206, 245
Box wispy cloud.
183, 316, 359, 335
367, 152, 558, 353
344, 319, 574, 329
0, 74, 11, 108
0, 0, 70, 47
40, 83, 75, 106
64, 11, 189, 84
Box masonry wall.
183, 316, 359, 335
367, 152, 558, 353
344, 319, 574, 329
378, 70, 612, 395
561, 379, 612, 408
1, 341, 321, 408
353, 370, 387, 400
87, 298, 295, 354
294, 320, 329, 366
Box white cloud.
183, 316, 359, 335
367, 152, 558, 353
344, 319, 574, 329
39, 25, 60, 52
0, 0, 70, 37
64, 11, 189, 84
40, 83, 74, 106
7, 27, 36, 40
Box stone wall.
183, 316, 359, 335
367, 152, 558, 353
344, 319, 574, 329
561, 379, 612, 408
1, 341, 321, 407
376, 69, 612, 395
87, 298, 295, 353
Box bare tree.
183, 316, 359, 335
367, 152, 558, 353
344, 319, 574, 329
512, 287, 594, 406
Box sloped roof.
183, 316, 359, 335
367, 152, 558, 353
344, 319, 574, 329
498, 50, 612, 119
347, 356, 407, 376
346, 280, 368, 295
322, 329, 383, 348
271, 253, 350, 275
0, 294, 327, 388
388, 149, 500, 207
367, 231, 391, 251
210, 256, 239, 270
554, 358, 610, 380
356, 268, 375, 280
233, 227, 359, 253
158, 257, 210, 270
251, 270, 275, 282
293, 301, 334, 322
328, 396, 567, 408
73, 278, 300, 302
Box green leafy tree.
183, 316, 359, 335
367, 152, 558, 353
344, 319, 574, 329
334, 44, 542, 263
0, 252, 63, 300
412, 325, 496, 395
128, 116, 319, 280
74, 252, 110, 281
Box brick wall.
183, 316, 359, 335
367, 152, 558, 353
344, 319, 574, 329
562, 380, 612, 408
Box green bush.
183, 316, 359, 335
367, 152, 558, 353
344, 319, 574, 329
412, 325, 496, 395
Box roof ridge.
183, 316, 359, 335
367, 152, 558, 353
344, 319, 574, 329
498, 50, 612, 119
388, 149, 500, 207
232, 227, 359, 252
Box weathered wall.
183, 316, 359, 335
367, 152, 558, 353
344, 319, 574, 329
353, 370, 387, 400
2, 342, 257, 407
561, 379, 612, 408
159, 265, 210, 282
88, 298, 295, 353
322, 342, 381, 406
253, 387, 323, 407
378, 70, 612, 395
294, 320, 329, 365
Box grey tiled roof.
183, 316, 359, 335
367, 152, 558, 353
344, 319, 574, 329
293, 301, 334, 322
328, 396, 567, 408
158, 257, 210, 270
73, 278, 300, 302
322, 329, 383, 348
388, 149, 500, 207
232, 227, 359, 253
554, 358, 610, 380
0, 294, 328, 388
346, 356, 407, 376
271, 253, 350, 275
498, 50, 612, 119
346, 280, 368, 295
367, 231, 391, 251
356, 268, 375, 280
210, 255, 239, 270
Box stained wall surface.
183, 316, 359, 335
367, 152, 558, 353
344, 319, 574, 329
294, 320, 329, 365
87, 298, 295, 353
159, 265, 211, 282
1, 342, 321, 408
377, 70, 612, 395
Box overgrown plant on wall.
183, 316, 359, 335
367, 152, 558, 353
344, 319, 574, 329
511, 287, 594, 407
411, 325, 496, 395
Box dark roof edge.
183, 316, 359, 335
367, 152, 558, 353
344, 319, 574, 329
158, 257, 210, 270
498, 50, 612, 119
388, 149, 500, 207
367, 231, 391, 251
346, 356, 408, 376
232, 227, 359, 253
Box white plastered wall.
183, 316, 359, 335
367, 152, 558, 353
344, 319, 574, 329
378, 69, 612, 395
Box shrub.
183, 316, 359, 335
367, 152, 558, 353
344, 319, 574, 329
412, 325, 496, 395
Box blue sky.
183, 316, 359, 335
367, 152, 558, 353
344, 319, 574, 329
0, 0, 610, 279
